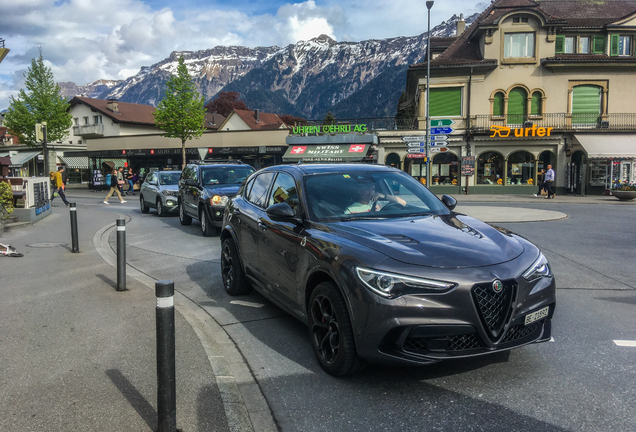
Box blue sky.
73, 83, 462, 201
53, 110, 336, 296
0, 0, 487, 110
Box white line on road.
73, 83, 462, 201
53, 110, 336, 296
230, 300, 265, 308
614, 340, 636, 347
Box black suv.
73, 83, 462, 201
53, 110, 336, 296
178, 161, 255, 236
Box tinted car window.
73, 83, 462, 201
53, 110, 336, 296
245, 172, 275, 208
200, 166, 254, 185
267, 173, 299, 211
159, 173, 180, 185
304, 171, 449, 221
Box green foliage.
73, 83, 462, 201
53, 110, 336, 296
3, 52, 72, 146
0, 182, 14, 216
323, 111, 335, 125
153, 55, 206, 167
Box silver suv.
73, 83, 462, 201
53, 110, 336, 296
139, 171, 181, 216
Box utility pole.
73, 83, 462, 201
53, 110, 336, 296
426, 1, 434, 189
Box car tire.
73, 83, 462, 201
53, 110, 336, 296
157, 199, 166, 217
308, 282, 365, 376
140, 195, 149, 214
200, 207, 214, 237
221, 238, 252, 295
179, 199, 192, 225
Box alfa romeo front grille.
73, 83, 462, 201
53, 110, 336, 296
472, 280, 516, 339
502, 322, 540, 343
403, 333, 483, 354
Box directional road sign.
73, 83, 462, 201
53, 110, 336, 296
430, 127, 453, 135
407, 148, 426, 153
406, 142, 426, 147
429, 135, 448, 141
429, 141, 447, 147
402, 136, 428, 141
430, 119, 454, 127
429, 147, 448, 153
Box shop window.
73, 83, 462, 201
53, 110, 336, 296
507, 151, 534, 185
429, 87, 462, 117
477, 151, 504, 185
571, 85, 601, 124
504, 32, 535, 58
530, 91, 542, 116
385, 153, 401, 169
431, 153, 458, 185
508, 87, 527, 125
409, 158, 428, 185
493, 92, 505, 117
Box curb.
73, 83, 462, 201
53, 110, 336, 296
93, 220, 277, 432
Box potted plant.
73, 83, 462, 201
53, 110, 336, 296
611, 182, 636, 201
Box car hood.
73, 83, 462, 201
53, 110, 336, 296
159, 185, 179, 191
203, 184, 240, 196
328, 213, 524, 268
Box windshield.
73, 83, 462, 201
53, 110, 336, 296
200, 166, 254, 186
304, 171, 450, 221
158, 172, 180, 185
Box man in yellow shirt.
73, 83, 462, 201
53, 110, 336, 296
50, 166, 70, 207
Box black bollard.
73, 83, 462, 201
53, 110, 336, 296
116, 218, 126, 291
69, 203, 79, 253
156, 280, 177, 432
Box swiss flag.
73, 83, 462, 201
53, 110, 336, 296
349, 145, 365, 153
291, 146, 307, 154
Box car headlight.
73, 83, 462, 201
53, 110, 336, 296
210, 195, 228, 206
355, 267, 456, 298
522, 253, 551, 282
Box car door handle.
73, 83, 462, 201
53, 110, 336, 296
258, 221, 267, 230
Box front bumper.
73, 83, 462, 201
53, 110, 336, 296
204, 204, 226, 227
162, 196, 179, 213
344, 260, 556, 366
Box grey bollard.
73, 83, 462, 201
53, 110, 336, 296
116, 218, 126, 291
156, 280, 177, 432
69, 203, 79, 253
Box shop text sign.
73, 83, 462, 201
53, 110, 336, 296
461, 156, 475, 176
490, 125, 553, 138
293, 124, 368, 134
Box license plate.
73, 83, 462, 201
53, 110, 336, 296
525, 306, 549, 325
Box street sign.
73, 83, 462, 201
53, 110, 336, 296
429, 141, 448, 147
406, 154, 427, 159
429, 147, 448, 153
430, 119, 454, 127
402, 136, 428, 141
461, 156, 475, 176
429, 135, 448, 141
407, 148, 426, 153
430, 127, 453, 135
406, 142, 425, 147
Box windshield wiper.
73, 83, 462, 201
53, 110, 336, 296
340, 216, 386, 221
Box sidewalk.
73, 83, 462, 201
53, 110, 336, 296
0, 204, 234, 431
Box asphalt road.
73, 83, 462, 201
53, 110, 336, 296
28, 195, 636, 431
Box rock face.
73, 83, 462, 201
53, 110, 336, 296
69, 14, 476, 119
58, 79, 123, 99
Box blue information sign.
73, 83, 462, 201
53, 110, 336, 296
430, 127, 453, 135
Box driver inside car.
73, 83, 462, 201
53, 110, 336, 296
345, 181, 406, 214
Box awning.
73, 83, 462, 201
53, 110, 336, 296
575, 134, 636, 159
59, 156, 90, 169
10, 151, 41, 167
282, 144, 370, 162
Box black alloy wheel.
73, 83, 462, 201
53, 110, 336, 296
179, 199, 192, 225
221, 238, 251, 295
156, 199, 165, 217
200, 208, 214, 236
308, 282, 365, 376
140, 195, 149, 214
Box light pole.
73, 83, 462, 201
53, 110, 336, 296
425, 1, 434, 189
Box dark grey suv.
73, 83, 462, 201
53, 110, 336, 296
220, 163, 556, 376
178, 161, 255, 236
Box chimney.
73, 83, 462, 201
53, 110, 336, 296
456, 13, 465, 36
107, 99, 119, 114
254, 109, 260, 122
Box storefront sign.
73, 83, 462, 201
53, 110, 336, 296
461, 156, 475, 176
292, 124, 368, 134
282, 144, 369, 162
490, 125, 553, 138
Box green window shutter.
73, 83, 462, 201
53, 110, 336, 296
429, 87, 462, 117
531, 92, 542, 115
507, 87, 527, 124
610, 34, 620, 56
493, 92, 504, 116
593, 35, 606, 54
572, 85, 601, 124
555, 35, 565, 54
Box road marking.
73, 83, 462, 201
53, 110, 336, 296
230, 300, 265, 308
550, 337, 555, 342
614, 340, 636, 347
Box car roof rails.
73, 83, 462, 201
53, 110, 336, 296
194, 159, 244, 165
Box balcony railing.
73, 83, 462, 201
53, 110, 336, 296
73, 123, 104, 137
470, 113, 636, 133
295, 117, 419, 131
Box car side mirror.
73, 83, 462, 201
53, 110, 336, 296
185, 178, 197, 187
148, 181, 157, 186
441, 194, 457, 210
266, 203, 301, 223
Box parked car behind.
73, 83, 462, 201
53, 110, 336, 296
139, 170, 181, 216
178, 160, 255, 236
220, 163, 556, 376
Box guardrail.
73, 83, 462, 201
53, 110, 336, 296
470, 113, 636, 133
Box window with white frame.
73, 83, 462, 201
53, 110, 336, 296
504, 32, 535, 58
93, 115, 102, 124
619, 35, 632, 56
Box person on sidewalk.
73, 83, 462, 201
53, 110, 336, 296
50, 166, 70, 207
117, 167, 126, 196
125, 167, 135, 196
533, 169, 546, 197
544, 164, 556, 199
104, 169, 127, 204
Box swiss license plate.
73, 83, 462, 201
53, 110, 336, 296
525, 306, 549, 325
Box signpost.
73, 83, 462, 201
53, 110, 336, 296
402, 136, 428, 142
406, 142, 426, 147
430, 126, 453, 135
429, 147, 448, 153
430, 119, 454, 127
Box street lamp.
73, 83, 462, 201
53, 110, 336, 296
425, 1, 434, 189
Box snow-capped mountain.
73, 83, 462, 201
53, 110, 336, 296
58, 79, 123, 99
90, 14, 475, 119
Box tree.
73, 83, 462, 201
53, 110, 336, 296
205, 91, 248, 117
153, 55, 206, 168
323, 111, 336, 125
3, 52, 72, 147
